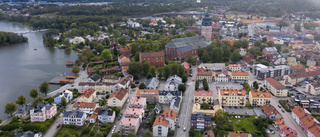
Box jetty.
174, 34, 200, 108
49, 75, 75, 84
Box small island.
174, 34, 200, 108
0, 31, 28, 45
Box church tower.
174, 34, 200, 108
201, 11, 212, 41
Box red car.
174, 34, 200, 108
282, 109, 285, 113
56, 124, 61, 128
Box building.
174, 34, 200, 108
214, 72, 229, 82
163, 109, 177, 131
85, 74, 101, 83
128, 97, 147, 110
16, 131, 42, 137
139, 51, 165, 66
95, 82, 117, 93
181, 61, 190, 75
307, 125, 320, 137
78, 82, 95, 93
159, 90, 182, 104
228, 131, 250, 137
165, 36, 210, 60
218, 89, 246, 107
77, 88, 97, 103
119, 117, 140, 136
299, 115, 320, 133
263, 47, 278, 55
89, 108, 116, 124
30, 103, 57, 122
145, 77, 159, 90
136, 89, 159, 103
201, 11, 212, 41
284, 71, 320, 85
307, 60, 317, 67
203, 130, 215, 137
54, 90, 73, 104
118, 55, 131, 73
199, 63, 226, 71
287, 57, 298, 66
226, 64, 241, 72
306, 82, 320, 95
262, 104, 282, 120
253, 64, 291, 80
72, 102, 98, 114
107, 88, 129, 108
194, 90, 214, 104
165, 75, 182, 91
289, 40, 303, 48
249, 90, 271, 106
192, 103, 222, 116
114, 74, 134, 91
15, 105, 32, 119
291, 106, 311, 125
264, 78, 288, 96
63, 110, 87, 126
120, 45, 132, 57
191, 112, 211, 130
153, 116, 169, 137
71, 36, 85, 44
103, 76, 121, 83
197, 71, 213, 82
290, 64, 306, 74
170, 96, 181, 113
229, 72, 249, 82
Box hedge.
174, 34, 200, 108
279, 100, 292, 112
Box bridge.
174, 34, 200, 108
15, 29, 48, 34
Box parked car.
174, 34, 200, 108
282, 109, 285, 113
71, 85, 74, 87
183, 127, 186, 131
56, 124, 61, 128
278, 105, 281, 108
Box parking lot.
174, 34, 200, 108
223, 107, 255, 115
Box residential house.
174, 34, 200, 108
194, 90, 214, 104
128, 97, 147, 110
16, 131, 42, 137
307, 125, 320, 137
95, 82, 117, 93
228, 131, 250, 137
119, 117, 140, 136
163, 109, 177, 131
197, 70, 213, 82
262, 104, 282, 120
158, 90, 182, 104
136, 89, 159, 103
291, 106, 311, 125
265, 78, 288, 96
118, 55, 131, 74
114, 75, 134, 91
229, 72, 249, 82
89, 108, 116, 124
165, 36, 210, 60
164, 75, 182, 91
170, 96, 181, 113
287, 57, 298, 66
299, 115, 320, 133
146, 77, 159, 90
71, 37, 85, 44
153, 116, 169, 137
77, 88, 96, 103
306, 82, 320, 95
72, 102, 98, 114
191, 112, 211, 130
30, 103, 57, 122
249, 90, 271, 106
103, 76, 121, 83
85, 74, 101, 83
214, 72, 229, 82
181, 61, 190, 75
263, 47, 278, 55
63, 110, 87, 126
54, 90, 73, 104
107, 88, 129, 108
199, 63, 226, 71
192, 103, 222, 116
139, 51, 165, 66
289, 40, 303, 48
120, 45, 132, 57
284, 71, 320, 85
15, 105, 32, 119
78, 82, 95, 93
253, 64, 291, 80
307, 60, 317, 67
226, 64, 241, 72
290, 64, 306, 74
218, 89, 246, 107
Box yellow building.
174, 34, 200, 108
95, 82, 116, 93
196, 71, 213, 82
192, 103, 222, 116
194, 90, 214, 104
229, 72, 249, 82
287, 57, 297, 65
77, 88, 97, 103
107, 88, 128, 108
249, 90, 271, 106
218, 89, 246, 107
265, 78, 288, 96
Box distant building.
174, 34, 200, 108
102, 76, 121, 83
228, 131, 250, 137
181, 61, 190, 75
153, 116, 169, 137
253, 64, 291, 80
194, 90, 214, 104
229, 72, 249, 82
54, 90, 73, 104
214, 72, 229, 82
263, 47, 278, 55
16, 131, 42, 137
170, 96, 181, 113
72, 102, 98, 114
165, 75, 182, 91
120, 45, 132, 57
283, 71, 320, 85
145, 77, 159, 90
139, 51, 165, 66
290, 64, 306, 74
197, 70, 213, 82
201, 11, 212, 41
63, 110, 87, 126
226, 64, 241, 72
307, 59, 317, 67
136, 89, 159, 103
306, 82, 320, 95
89, 108, 115, 124
191, 112, 211, 130
199, 63, 225, 71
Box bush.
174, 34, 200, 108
279, 100, 292, 112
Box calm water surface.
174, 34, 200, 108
0, 22, 78, 120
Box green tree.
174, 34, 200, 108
195, 80, 199, 91
128, 62, 142, 79
94, 132, 104, 137
39, 81, 50, 96
72, 65, 80, 74
182, 75, 188, 83
142, 60, 151, 75
295, 23, 301, 32
139, 83, 146, 89
111, 132, 121, 137
61, 96, 67, 106
29, 88, 39, 99
282, 49, 289, 53
39, 125, 47, 133
231, 50, 242, 62
149, 66, 156, 77
254, 41, 262, 47
126, 132, 137, 137
100, 49, 112, 61
178, 84, 186, 92
146, 73, 153, 79
142, 131, 153, 137
96, 43, 104, 54
32, 97, 44, 107
259, 87, 264, 91
16, 95, 26, 106
262, 37, 267, 43
202, 103, 210, 109
4, 102, 17, 115
253, 81, 259, 90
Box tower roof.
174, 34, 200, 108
202, 10, 212, 26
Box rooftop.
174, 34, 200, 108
140, 51, 164, 58
73, 102, 97, 108
120, 117, 139, 126
125, 107, 143, 116
165, 36, 211, 53
230, 72, 249, 76
262, 104, 281, 117
136, 89, 159, 96
219, 89, 246, 96
153, 116, 169, 127
108, 88, 128, 100
129, 97, 146, 106
250, 90, 271, 98
229, 131, 249, 137
79, 88, 96, 98
63, 110, 85, 118
163, 109, 177, 121
265, 78, 286, 89
181, 61, 190, 70
194, 90, 213, 96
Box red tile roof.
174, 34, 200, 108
163, 109, 177, 121
108, 88, 128, 100
181, 61, 190, 70
136, 89, 159, 96
228, 131, 249, 137
308, 125, 320, 137
73, 102, 97, 108
231, 72, 249, 76
265, 78, 286, 89
197, 71, 212, 76
250, 90, 271, 98
262, 104, 281, 117
194, 90, 213, 96
79, 88, 96, 98
219, 89, 246, 96
153, 116, 169, 127
300, 115, 319, 129
292, 106, 309, 119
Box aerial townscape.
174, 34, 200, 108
1, 0, 320, 137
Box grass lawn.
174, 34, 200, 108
232, 116, 261, 135
194, 131, 203, 137
92, 64, 104, 69
147, 104, 156, 109
56, 124, 94, 137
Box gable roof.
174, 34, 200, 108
163, 109, 177, 121
194, 90, 213, 96
79, 88, 96, 98
287, 71, 320, 79
159, 90, 182, 96
250, 90, 271, 98
230, 72, 249, 76
145, 78, 159, 88
73, 102, 97, 108
229, 131, 249, 137
292, 106, 310, 118
262, 104, 281, 117
191, 112, 211, 121
219, 89, 246, 96
108, 88, 128, 100
181, 61, 190, 70
165, 36, 210, 53
90, 74, 101, 82
136, 89, 159, 96
265, 78, 286, 89
140, 51, 164, 58
153, 116, 169, 127
63, 110, 85, 118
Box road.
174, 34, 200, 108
44, 69, 88, 137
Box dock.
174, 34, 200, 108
49, 76, 66, 84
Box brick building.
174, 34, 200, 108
139, 51, 165, 66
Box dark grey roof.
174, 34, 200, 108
63, 110, 84, 118
90, 74, 101, 82
33, 103, 55, 113
98, 109, 114, 116
16, 131, 42, 137
171, 97, 181, 108
16, 105, 32, 114
146, 77, 159, 88
155, 104, 161, 110
191, 112, 211, 121
159, 90, 181, 96
165, 36, 210, 53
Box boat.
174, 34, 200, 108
34, 48, 37, 50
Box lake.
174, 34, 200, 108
0, 22, 78, 120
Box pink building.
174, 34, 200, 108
129, 97, 147, 109
181, 61, 190, 75
120, 117, 140, 136
30, 103, 57, 122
